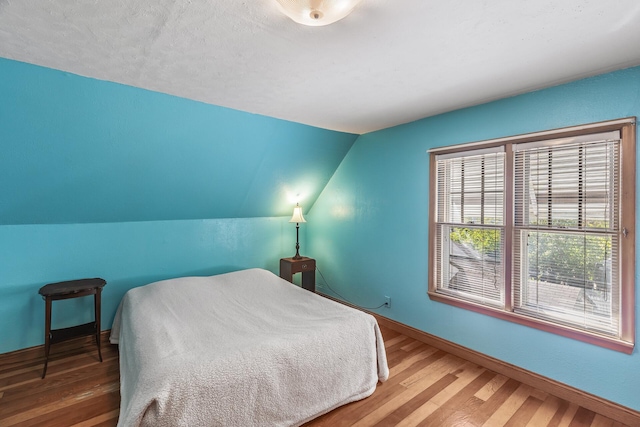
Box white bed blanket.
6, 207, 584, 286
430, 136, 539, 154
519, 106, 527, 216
110, 268, 389, 427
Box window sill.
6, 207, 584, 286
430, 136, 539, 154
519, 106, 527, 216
428, 291, 634, 354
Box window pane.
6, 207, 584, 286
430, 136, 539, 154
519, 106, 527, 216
437, 225, 504, 306
437, 152, 504, 225
513, 137, 620, 337
514, 141, 617, 231
516, 231, 619, 336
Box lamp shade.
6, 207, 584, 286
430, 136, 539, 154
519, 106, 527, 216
289, 205, 306, 223
274, 0, 363, 26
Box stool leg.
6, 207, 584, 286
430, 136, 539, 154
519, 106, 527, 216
95, 289, 103, 362
42, 297, 52, 379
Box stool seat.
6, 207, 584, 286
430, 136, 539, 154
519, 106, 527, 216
39, 277, 106, 379
39, 278, 106, 297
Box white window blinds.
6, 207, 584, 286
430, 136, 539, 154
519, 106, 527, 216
512, 132, 621, 336
435, 148, 505, 307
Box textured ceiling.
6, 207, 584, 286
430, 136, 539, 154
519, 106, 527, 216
1, 0, 640, 134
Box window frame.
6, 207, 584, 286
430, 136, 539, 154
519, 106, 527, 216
428, 118, 636, 354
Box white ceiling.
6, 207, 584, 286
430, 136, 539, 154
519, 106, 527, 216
1, 0, 640, 134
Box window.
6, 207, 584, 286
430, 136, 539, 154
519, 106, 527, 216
428, 119, 636, 353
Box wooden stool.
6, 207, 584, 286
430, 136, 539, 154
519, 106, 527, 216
38, 278, 107, 379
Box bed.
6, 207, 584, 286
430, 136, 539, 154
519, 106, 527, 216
110, 268, 389, 427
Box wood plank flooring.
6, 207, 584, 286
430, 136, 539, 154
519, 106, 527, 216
0, 327, 628, 426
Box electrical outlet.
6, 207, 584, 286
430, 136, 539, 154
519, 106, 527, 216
384, 296, 391, 308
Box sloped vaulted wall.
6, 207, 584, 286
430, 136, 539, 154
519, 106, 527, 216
0, 58, 356, 353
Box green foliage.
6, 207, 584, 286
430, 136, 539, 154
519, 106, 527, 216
449, 218, 612, 287
528, 219, 611, 285
450, 226, 501, 256
528, 231, 611, 285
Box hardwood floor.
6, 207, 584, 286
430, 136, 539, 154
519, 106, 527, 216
0, 334, 120, 427
0, 327, 629, 427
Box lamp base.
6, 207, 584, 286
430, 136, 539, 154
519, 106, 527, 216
293, 223, 303, 260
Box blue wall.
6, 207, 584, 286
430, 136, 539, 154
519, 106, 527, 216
0, 58, 356, 224
309, 66, 640, 411
0, 58, 356, 353
1, 218, 291, 352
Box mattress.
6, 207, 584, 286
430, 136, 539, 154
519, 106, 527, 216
110, 268, 389, 426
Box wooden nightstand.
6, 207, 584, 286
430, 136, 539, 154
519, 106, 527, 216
38, 278, 106, 379
280, 257, 316, 292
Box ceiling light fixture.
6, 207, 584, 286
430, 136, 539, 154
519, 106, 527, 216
274, 0, 363, 26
